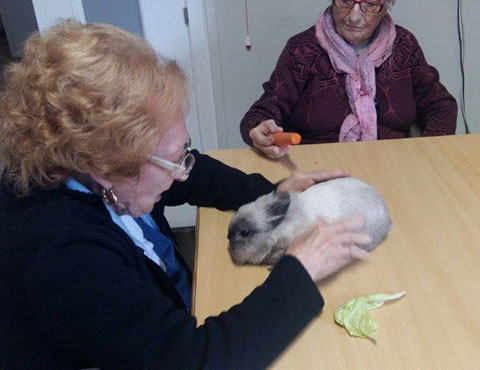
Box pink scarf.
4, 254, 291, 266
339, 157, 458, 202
315, 7, 396, 142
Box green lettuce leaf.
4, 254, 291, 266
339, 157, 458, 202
334, 291, 406, 340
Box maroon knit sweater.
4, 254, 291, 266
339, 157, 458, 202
241, 25, 457, 145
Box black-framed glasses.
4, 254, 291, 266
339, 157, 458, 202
147, 137, 195, 182
333, 0, 385, 15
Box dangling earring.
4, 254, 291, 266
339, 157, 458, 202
102, 186, 118, 205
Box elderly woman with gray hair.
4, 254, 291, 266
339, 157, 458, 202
241, 0, 458, 158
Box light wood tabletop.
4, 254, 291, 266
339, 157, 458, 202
193, 134, 480, 369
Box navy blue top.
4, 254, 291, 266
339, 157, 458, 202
66, 178, 191, 311
0, 150, 324, 369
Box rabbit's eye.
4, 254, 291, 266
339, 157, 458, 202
240, 229, 253, 238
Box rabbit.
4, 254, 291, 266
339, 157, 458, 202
227, 177, 392, 266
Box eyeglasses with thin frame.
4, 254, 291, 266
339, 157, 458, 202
333, 0, 385, 15
147, 137, 195, 182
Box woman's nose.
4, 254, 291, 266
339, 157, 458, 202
347, 4, 363, 24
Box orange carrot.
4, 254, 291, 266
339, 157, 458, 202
272, 132, 302, 147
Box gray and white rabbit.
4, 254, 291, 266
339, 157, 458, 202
228, 177, 392, 265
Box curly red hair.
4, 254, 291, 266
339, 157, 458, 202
0, 20, 188, 196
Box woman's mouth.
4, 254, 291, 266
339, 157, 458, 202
345, 24, 362, 32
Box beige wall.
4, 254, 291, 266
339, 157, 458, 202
206, 0, 479, 148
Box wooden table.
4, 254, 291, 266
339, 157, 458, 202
193, 134, 480, 369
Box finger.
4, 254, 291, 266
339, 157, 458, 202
253, 145, 282, 159
261, 145, 287, 159
279, 175, 318, 193
338, 244, 370, 262
328, 232, 372, 246
262, 119, 282, 133
278, 146, 290, 155
350, 245, 370, 261
291, 177, 314, 192
309, 169, 351, 183
272, 146, 290, 158
251, 129, 274, 146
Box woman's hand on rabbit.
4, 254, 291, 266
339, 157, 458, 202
286, 216, 370, 282
277, 169, 351, 193
249, 120, 290, 159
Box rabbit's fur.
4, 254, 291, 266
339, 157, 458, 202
228, 177, 392, 265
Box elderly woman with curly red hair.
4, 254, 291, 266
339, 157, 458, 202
0, 21, 371, 369
242, 0, 458, 158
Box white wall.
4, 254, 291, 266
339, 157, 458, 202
139, 0, 218, 227
392, 0, 471, 135
32, 0, 85, 31
205, 0, 480, 148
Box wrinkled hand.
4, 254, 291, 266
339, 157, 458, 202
286, 216, 370, 282
249, 119, 289, 159
277, 169, 351, 193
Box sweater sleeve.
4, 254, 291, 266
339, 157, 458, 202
159, 149, 276, 211
409, 33, 458, 136
240, 28, 319, 146
26, 229, 324, 370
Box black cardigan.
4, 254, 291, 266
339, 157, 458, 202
0, 151, 324, 369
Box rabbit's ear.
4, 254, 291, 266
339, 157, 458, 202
267, 192, 291, 228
